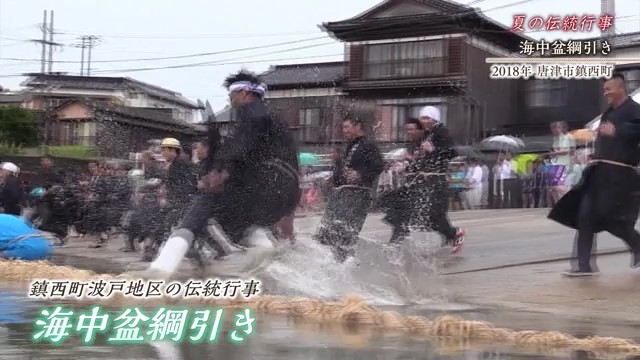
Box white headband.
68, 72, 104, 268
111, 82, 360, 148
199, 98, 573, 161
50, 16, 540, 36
229, 81, 268, 98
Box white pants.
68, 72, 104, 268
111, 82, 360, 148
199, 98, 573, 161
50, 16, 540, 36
466, 187, 483, 208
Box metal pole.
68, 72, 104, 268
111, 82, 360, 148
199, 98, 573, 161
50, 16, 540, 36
80, 37, 86, 76
87, 37, 93, 76
40, 10, 47, 73
47, 10, 54, 73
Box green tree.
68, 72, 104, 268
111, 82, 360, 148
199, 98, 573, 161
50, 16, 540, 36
0, 106, 39, 152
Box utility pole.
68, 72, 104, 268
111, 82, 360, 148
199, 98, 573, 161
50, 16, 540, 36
40, 10, 47, 73
72, 35, 101, 76
47, 10, 54, 73
80, 37, 86, 76
29, 10, 62, 74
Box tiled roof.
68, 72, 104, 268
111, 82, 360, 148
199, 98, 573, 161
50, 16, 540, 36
54, 99, 203, 134
348, 0, 467, 21
213, 105, 233, 123
21, 74, 200, 109
580, 31, 640, 49
0, 92, 25, 104
259, 62, 345, 88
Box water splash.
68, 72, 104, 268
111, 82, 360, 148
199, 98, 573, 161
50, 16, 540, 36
257, 229, 448, 307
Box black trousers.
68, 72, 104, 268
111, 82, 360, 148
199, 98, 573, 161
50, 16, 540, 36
531, 189, 541, 208
315, 186, 372, 261
424, 176, 457, 240
181, 161, 300, 244
494, 179, 519, 208
573, 185, 640, 272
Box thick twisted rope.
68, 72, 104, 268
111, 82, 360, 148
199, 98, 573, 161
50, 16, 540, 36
2, 260, 639, 355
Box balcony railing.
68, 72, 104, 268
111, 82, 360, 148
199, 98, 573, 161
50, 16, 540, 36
362, 57, 446, 81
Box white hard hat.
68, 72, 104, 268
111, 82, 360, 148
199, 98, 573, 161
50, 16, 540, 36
1, 162, 19, 174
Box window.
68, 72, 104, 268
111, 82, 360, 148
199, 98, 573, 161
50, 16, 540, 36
374, 103, 446, 142
375, 106, 404, 142
620, 69, 640, 93
298, 108, 321, 142
526, 79, 567, 108
59, 122, 79, 145
364, 40, 445, 80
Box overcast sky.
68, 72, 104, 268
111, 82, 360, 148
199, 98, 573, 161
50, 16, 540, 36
1, 0, 638, 111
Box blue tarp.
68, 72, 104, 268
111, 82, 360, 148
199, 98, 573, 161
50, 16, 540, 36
0, 214, 51, 261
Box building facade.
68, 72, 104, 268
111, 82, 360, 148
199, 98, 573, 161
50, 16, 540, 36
20, 74, 203, 124
260, 62, 346, 152
49, 99, 204, 159
319, 0, 533, 146
258, 0, 640, 150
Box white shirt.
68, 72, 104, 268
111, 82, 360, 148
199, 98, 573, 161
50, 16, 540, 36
552, 134, 574, 166
467, 165, 483, 188
496, 160, 514, 180
481, 165, 489, 182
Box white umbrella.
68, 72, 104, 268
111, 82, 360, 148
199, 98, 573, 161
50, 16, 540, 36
481, 135, 525, 150
385, 148, 407, 161
586, 87, 640, 130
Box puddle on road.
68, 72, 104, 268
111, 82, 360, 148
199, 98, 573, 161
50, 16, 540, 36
1, 283, 638, 360
14, 250, 640, 359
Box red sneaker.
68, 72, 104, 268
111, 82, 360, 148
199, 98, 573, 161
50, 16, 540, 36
451, 228, 465, 254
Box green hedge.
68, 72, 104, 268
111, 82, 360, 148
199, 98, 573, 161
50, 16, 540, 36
46, 145, 96, 160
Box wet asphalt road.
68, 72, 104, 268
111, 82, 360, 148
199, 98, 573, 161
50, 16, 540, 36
294, 208, 631, 274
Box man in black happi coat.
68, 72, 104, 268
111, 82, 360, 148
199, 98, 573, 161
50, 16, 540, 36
549, 73, 640, 276
146, 70, 300, 277
314, 117, 384, 262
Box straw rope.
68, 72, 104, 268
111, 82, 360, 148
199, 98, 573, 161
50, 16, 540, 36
3, 259, 640, 355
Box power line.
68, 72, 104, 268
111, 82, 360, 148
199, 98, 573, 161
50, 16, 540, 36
91, 42, 338, 74
1, 0, 631, 77
56, 29, 323, 40
92, 53, 345, 75
0, 0, 597, 68
0, 53, 343, 78
0, 35, 330, 64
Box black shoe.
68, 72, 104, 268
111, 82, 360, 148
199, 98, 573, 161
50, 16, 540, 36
562, 269, 600, 277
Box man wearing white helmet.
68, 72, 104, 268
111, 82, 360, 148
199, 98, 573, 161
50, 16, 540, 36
0, 162, 23, 216
382, 105, 465, 253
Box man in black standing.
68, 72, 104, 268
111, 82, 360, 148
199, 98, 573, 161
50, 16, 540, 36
314, 117, 384, 262
549, 73, 640, 276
